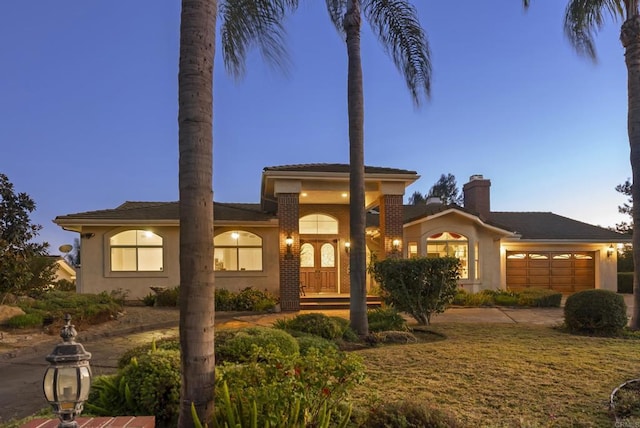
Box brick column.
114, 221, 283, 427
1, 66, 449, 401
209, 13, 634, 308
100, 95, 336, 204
379, 194, 403, 259
278, 193, 300, 311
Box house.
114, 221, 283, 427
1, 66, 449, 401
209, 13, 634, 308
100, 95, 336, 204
54, 164, 629, 309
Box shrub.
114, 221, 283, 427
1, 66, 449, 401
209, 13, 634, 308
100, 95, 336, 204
215, 326, 299, 363
517, 288, 562, 307
141, 293, 156, 307
329, 315, 360, 341
371, 257, 460, 325
361, 400, 460, 427
564, 289, 628, 335
452, 289, 468, 305
215, 346, 365, 427
6, 312, 43, 329
155, 286, 179, 307
295, 333, 339, 355
118, 337, 180, 369
618, 272, 633, 294
366, 331, 418, 345
460, 292, 494, 307
494, 294, 519, 306
367, 307, 408, 332
233, 287, 277, 311
215, 288, 236, 311
276, 313, 344, 340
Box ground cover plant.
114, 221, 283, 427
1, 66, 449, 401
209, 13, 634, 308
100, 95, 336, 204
453, 288, 562, 308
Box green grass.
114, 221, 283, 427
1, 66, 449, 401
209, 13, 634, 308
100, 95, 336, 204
353, 322, 638, 427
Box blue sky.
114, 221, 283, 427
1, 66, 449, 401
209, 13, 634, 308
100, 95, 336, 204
0, 1, 631, 252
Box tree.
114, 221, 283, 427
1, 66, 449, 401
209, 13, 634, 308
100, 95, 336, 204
427, 173, 463, 205
408, 190, 426, 205
178, 1, 296, 425
0, 173, 53, 301
524, 0, 640, 328
616, 178, 632, 234
326, 0, 432, 336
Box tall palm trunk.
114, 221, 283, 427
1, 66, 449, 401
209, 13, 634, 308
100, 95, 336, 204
345, 0, 368, 336
177, 0, 217, 425
622, 13, 640, 329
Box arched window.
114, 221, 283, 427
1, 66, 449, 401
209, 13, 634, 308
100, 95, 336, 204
214, 231, 263, 271
299, 214, 338, 234
426, 232, 468, 279
110, 230, 163, 272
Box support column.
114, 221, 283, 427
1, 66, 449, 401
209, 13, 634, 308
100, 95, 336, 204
278, 193, 300, 311
379, 194, 403, 259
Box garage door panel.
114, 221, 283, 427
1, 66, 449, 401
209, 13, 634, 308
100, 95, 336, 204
529, 260, 550, 268
506, 251, 595, 293
550, 268, 572, 276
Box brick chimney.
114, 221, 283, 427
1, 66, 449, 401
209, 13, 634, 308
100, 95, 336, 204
463, 175, 491, 219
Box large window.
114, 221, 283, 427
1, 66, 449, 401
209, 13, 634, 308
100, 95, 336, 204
214, 231, 263, 271
110, 230, 163, 272
299, 214, 338, 234
426, 232, 468, 279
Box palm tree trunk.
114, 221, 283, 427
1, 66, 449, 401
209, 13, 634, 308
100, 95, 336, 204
623, 14, 640, 330
345, 0, 369, 336
177, 0, 217, 425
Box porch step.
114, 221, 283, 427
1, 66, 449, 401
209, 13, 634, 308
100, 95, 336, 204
300, 295, 382, 311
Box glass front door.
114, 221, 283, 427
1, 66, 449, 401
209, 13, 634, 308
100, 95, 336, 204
300, 240, 337, 293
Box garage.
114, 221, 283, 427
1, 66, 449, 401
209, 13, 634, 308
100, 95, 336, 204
506, 251, 595, 293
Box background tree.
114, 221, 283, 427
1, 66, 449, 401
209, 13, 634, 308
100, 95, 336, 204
408, 190, 425, 205
616, 178, 632, 234
0, 173, 53, 301
409, 173, 463, 205
523, 0, 640, 328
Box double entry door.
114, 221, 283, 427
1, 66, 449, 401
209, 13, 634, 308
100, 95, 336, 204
300, 239, 337, 293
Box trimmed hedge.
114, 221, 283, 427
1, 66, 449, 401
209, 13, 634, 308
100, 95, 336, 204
564, 289, 628, 335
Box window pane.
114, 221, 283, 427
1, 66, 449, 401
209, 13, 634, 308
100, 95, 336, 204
299, 214, 338, 234
214, 248, 238, 271
137, 230, 162, 246
138, 248, 163, 271
321, 243, 335, 267
237, 232, 261, 246
110, 230, 137, 246
300, 243, 314, 267
215, 231, 240, 246
239, 248, 262, 271
408, 242, 418, 258
111, 248, 137, 271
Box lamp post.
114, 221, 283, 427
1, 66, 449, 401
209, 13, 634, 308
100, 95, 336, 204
43, 314, 92, 428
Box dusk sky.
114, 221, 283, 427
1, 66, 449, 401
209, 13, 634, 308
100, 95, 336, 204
0, 1, 631, 253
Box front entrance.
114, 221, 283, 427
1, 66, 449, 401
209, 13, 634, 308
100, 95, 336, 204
300, 239, 337, 293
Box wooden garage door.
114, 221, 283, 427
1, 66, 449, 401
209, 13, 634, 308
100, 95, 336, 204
506, 251, 595, 293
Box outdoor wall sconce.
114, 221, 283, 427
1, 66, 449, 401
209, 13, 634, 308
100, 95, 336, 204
344, 241, 351, 254
392, 239, 401, 251
607, 244, 615, 258
285, 235, 293, 258
43, 314, 92, 428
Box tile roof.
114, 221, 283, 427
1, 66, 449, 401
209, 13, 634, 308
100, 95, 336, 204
263, 163, 417, 175
55, 202, 276, 223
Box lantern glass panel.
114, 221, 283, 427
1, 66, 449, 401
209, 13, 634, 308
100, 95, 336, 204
79, 366, 91, 401
56, 367, 78, 403
43, 368, 55, 401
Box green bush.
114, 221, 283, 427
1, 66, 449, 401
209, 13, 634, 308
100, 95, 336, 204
118, 337, 180, 369
361, 400, 460, 427
452, 289, 468, 305
215, 346, 365, 427
367, 307, 408, 332
5, 312, 43, 328
517, 288, 562, 307
155, 286, 179, 307
141, 293, 156, 307
295, 333, 339, 355
215, 288, 235, 311
215, 326, 299, 363
276, 313, 344, 340
17, 290, 121, 325
564, 289, 628, 335
329, 315, 360, 341
619, 272, 633, 294
371, 257, 460, 325
233, 287, 277, 311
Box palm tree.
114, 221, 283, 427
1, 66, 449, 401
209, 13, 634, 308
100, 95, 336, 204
524, 0, 640, 329
328, 0, 432, 335
177, 1, 296, 426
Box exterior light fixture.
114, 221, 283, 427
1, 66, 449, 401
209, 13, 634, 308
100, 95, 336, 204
43, 314, 92, 428
607, 244, 615, 258
392, 239, 401, 251
345, 241, 351, 253
285, 235, 294, 258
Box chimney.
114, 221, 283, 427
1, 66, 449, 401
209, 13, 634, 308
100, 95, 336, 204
463, 175, 491, 219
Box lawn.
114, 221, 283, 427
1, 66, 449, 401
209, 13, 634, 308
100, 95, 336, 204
352, 322, 639, 427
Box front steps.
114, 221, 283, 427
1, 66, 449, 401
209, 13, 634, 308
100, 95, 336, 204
300, 295, 382, 310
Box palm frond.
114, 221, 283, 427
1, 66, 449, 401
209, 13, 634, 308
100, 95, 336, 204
563, 0, 624, 61
220, 0, 299, 79
325, 0, 348, 36
363, 0, 431, 106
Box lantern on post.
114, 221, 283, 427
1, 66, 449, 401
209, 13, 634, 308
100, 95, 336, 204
43, 314, 92, 428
